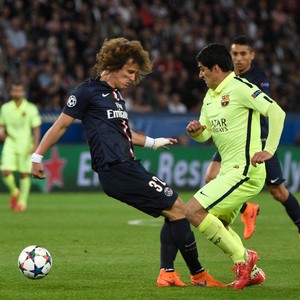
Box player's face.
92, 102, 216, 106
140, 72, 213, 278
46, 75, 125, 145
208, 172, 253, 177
110, 59, 139, 89
230, 44, 254, 75
10, 85, 25, 101
198, 63, 220, 90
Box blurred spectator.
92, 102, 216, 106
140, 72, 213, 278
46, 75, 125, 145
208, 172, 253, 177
5, 16, 27, 50
0, 0, 299, 114
127, 86, 153, 113
155, 93, 169, 112
168, 93, 187, 114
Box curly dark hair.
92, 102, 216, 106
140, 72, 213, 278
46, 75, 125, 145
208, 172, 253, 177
94, 37, 153, 85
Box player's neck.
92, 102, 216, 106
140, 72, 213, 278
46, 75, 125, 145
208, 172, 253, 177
14, 99, 23, 107
100, 71, 116, 88
235, 65, 251, 76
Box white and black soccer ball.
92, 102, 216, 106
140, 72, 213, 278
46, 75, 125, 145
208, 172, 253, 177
18, 245, 52, 279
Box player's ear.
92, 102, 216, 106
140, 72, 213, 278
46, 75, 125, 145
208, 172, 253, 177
213, 65, 219, 72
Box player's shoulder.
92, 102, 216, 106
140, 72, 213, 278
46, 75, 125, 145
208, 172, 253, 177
25, 99, 36, 107
250, 66, 268, 80
23, 99, 39, 111
231, 76, 257, 97
244, 66, 269, 82
1, 100, 14, 111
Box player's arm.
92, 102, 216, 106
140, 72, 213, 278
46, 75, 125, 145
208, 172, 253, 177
186, 120, 210, 142
131, 129, 178, 150
31, 112, 75, 178
251, 102, 285, 167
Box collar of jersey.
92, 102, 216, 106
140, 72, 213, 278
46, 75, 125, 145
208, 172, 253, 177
211, 71, 235, 96
12, 98, 27, 108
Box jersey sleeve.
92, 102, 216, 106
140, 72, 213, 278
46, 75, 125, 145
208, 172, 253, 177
31, 105, 42, 128
236, 78, 274, 116
263, 103, 285, 155
63, 83, 90, 120
236, 78, 285, 155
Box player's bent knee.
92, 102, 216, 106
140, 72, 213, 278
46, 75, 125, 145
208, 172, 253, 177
184, 202, 203, 227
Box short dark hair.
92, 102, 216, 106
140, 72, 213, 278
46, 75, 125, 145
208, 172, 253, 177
196, 43, 233, 72
232, 35, 254, 51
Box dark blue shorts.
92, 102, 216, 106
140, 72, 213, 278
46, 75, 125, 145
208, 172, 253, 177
264, 151, 285, 186
98, 159, 178, 217
211, 151, 221, 163
211, 150, 285, 186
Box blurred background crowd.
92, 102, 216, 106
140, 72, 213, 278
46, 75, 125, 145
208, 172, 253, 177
0, 0, 300, 113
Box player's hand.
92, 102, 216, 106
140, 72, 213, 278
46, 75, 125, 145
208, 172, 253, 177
186, 120, 206, 138
31, 163, 46, 179
251, 150, 273, 167
152, 138, 178, 150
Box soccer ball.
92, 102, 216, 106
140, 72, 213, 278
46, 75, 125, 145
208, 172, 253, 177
18, 245, 52, 279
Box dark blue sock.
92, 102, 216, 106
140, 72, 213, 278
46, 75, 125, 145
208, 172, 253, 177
282, 193, 300, 232
159, 219, 178, 270
169, 218, 203, 275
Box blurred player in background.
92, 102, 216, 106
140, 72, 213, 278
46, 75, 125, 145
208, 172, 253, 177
186, 43, 285, 289
0, 82, 41, 211
31, 37, 225, 287
204, 35, 300, 239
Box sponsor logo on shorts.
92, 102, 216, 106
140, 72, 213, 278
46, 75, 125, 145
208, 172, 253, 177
200, 191, 208, 197
164, 187, 173, 197
270, 177, 279, 184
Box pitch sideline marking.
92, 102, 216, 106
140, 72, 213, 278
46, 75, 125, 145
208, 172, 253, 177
127, 219, 163, 227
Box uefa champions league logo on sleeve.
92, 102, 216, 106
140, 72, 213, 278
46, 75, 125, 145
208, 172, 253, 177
67, 95, 77, 107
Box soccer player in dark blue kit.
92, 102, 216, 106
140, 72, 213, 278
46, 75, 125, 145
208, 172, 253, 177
31, 37, 225, 287
204, 35, 300, 239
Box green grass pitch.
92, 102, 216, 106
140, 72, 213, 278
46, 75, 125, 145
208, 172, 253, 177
0, 191, 299, 300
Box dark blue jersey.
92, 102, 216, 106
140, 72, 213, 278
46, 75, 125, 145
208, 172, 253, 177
239, 65, 270, 139
63, 77, 134, 171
